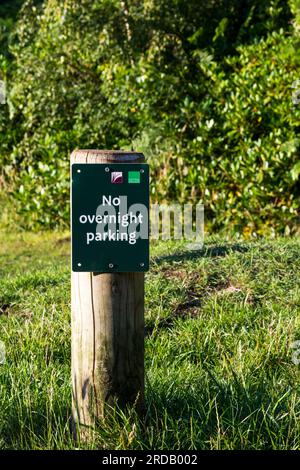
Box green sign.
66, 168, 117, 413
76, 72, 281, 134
71, 163, 149, 272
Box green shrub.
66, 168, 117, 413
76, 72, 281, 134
1, 0, 299, 233
150, 32, 300, 235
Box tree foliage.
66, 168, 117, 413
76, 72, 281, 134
0, 0, 299, 233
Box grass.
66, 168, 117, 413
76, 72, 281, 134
0, 230, 299, 449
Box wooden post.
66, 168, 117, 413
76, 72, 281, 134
71, 150, 145, 440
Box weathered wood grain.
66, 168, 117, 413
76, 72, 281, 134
71, 150, 145, 440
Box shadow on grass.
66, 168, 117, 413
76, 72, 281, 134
146, 242, 251, 337
152, 243, 249, 266
145, 308, 199, 337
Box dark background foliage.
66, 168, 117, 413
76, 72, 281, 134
0, 0, 299, 233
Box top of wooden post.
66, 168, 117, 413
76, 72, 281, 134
71, 149, 145, 164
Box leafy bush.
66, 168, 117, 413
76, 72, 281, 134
1, 0, 299, 233
150, 32, 300, 235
